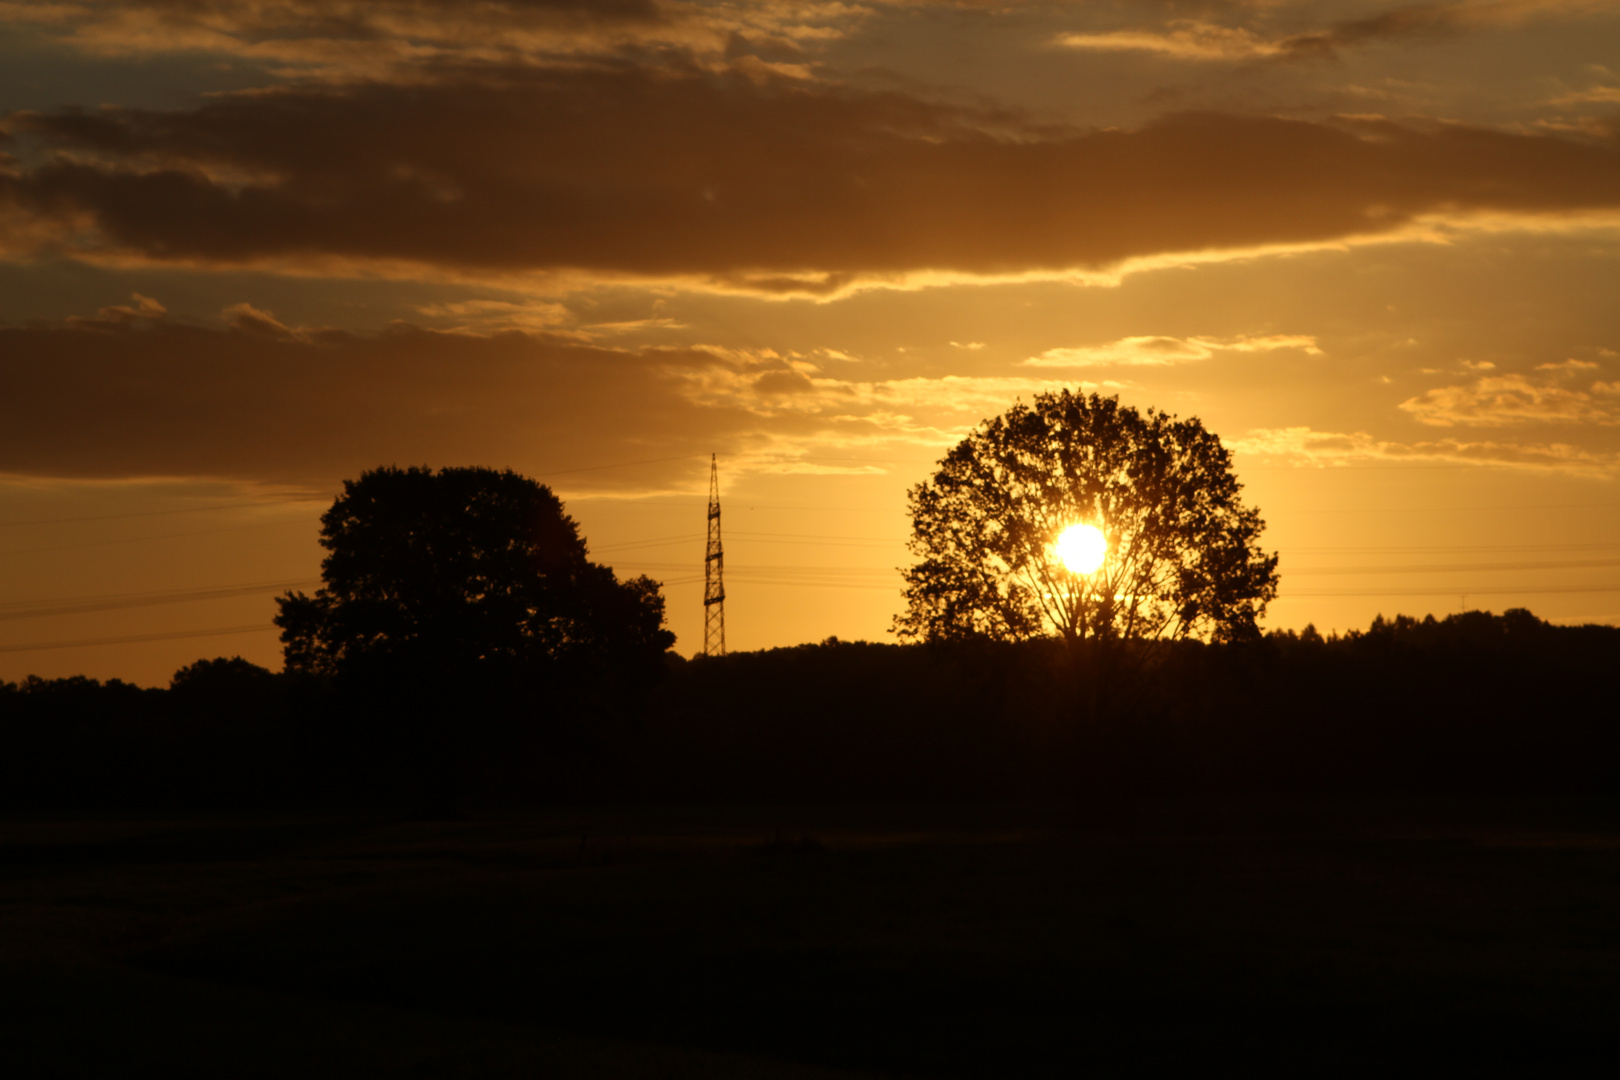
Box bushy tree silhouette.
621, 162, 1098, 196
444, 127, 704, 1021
274, 466, 675, 809
275, 466, 674, 682
171, 655, 277, 696
895, 391, 1278, 647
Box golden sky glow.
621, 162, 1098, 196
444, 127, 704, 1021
2, 0, 1619, 683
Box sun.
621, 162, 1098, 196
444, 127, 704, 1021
1055, 523, 1107, 575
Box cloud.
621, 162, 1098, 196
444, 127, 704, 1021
0, 0, 880, 89
1057, 2, 1618, 65
0, 0, 704, 77
1233, 425, 1620, 475
1057, 21, 1283, 61
413, 298, 576, 334
0, 306, 742, 490
221, 301, 300, 338
1025, 333, 1320, 367
1552, 86, 1620, 105
65, 292, 168, 326
21, 0, 1612, 77
754, 368, 817, 395
0, 304, 1127, 489
408, 297, 684, 339
1276, 3, 1481, 58
670, 346, 1126, 434
6, 69, 1619, 292
1399, 367, 1620, 427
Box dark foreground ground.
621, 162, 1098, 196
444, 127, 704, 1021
3, 800, 1618, 1077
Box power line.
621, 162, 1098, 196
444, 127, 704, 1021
0, 500, 321, 528
1287, 558, 1620, 577
769, 455, 933, 466
593, 532, 704, 552
1239, 463, 1563, 471
0, 454, 706, 532
0, 579, 317, 621
1289, 542, 1620, 554
625, 555, 1620, 578
0, 578, 316, 612
728, 578, 897, 592
572, 497, 899, 512
715, 536, 899, 550
7, 580, 1614, 656
668, 577, 1620, 597
1281, 502, 1620, 515
657, 573, 896, 592
613, 562, 894, 576
1279, 584, 1620, 598
653, 565, 1620, 598
596, 530, 906, 556
731, 504, 903, 512
0, 623, 275, 655
730, 530, 906, 543
0, 517, 315, 558
539, 453, 708, 477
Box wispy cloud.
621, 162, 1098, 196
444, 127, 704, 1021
1400, 364, 1620, 427
1024, 334, 1320, 368
1550, 85, 1620, 104
1056, 22, 1282, 62
0, 307, 732, 490
1056, 2, 1618, 64
0, 0, 772, 79
674, 346, 1121, 419
1234, 425, 1620, 475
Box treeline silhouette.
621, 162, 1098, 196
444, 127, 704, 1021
2, 608, 1614, 812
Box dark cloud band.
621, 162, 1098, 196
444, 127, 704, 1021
6, 66, 1618, 286
0, 314, 733, 486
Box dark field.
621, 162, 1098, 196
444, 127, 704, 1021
4, 801, 1618, 1077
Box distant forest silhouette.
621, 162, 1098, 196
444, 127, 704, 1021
2, 608, 1615, 812
5, 462, 1615, 812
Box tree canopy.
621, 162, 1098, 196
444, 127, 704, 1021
894, 391, 1278, 646
275, 466, 674, 681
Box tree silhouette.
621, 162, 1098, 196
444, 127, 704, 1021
171, 656, 277, 696
894, 391, 1278, 647
275, 466, 674, 682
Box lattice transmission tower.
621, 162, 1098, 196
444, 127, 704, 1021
703, 454, 726, 657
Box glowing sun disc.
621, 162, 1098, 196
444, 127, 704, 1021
1056, 523, 1107, 574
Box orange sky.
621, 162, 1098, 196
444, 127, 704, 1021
3, 0, 1619, 684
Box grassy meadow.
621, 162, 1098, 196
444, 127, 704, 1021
4, 799, 1619, 1076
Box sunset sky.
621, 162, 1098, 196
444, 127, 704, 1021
3, 0, 1619, 684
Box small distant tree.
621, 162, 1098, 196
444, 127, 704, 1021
171, 656, 277, 695
275, 466, 674, 683
894, 391, 1278, 649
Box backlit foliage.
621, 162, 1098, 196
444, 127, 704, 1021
895, 391, 1279, 646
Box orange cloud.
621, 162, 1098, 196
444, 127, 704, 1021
0, 304, 1123, 488
0, 0, 871, 86
1024, 334, 1320, 367
1, 0, 694, 74
1057, 2, 1618, 63
1057, 22, 1285, 61
5, 70, 1619, 291
1234, 425, 1620, 475
0, 307, 739, 488
1399, 368, 1620, 427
